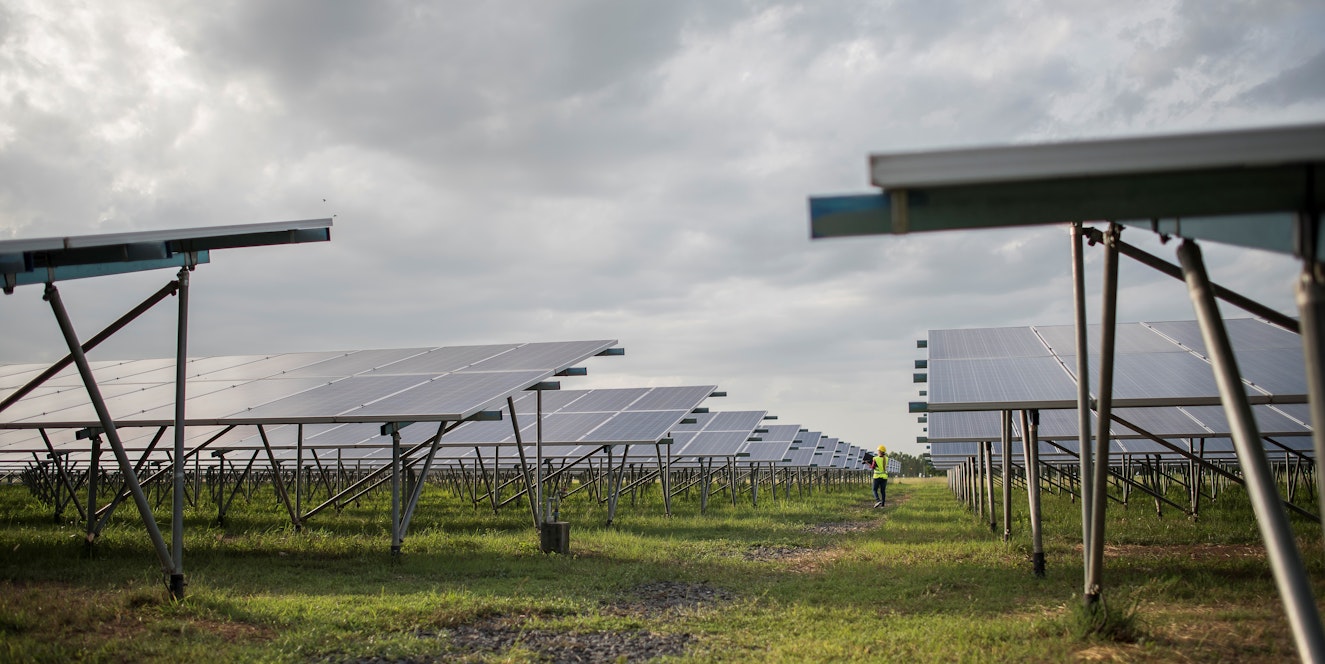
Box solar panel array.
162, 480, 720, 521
921, 318, 1310, 469
0, 341, 616, 431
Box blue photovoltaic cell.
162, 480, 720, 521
1233, 348, 1308, 395
707, 411, 766, 432
1103, 353, 1222, 401
929, 357, 1077, 407
1109, 407, 1207, 437
235, 375, 433, 422
191, 352, 345, 381
740, 441, 790, 462
785, 446, 817, 465
668, 430, 699, 451
347, 370, 548, 420
1274, 403, 1312, 425
1183, 404, 1312, 437
581, 410, 688, 443
466, 340, 614, 371
927, 411, 1003, 441
758, 424, 801, 444
78, 358, 179, 386
1148, 318, 1298, 354
380, 344, 519, 374
626, 385, 715, 411
13, 380, 236, 425
279, 349, 430, 377
928, 327, 1051, 360
559, 388, 649, 412
1033, 323, 1187, 356
675, 430, 751, 456
117, 355, 272, 385
0, 383, 143, 422
793, 432, 821, 448
536, 411, 616, 442
142, 377, 331, 421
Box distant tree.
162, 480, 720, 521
885, 451, 938, 477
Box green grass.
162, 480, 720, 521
0, 475, 1319, 662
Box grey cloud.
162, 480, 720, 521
1242, 48, 1325, 105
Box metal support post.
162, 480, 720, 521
507, 396, 540, 528
984, 441, 995, 531
1180, 238, 1325, 663
170, 267, 189, 600
45, 283, 176, 578
398, 422, 448, 547
1072, 223, 1095, 590
1001, 410, 1012, 542
537, 390, 545, 523
1297, 260, 1325, 530
1022, 409, 1045, 576
390, 428, 402, 556
257, 425, 301, 530
86, 433, 101, 548
1085, 223, 1121, 606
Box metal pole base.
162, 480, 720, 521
1033, 552, 1046, 578
540, 521, 570, 554
168, 573, 185, 601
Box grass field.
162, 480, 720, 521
1, 474, 1321, 662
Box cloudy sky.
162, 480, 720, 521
2, 0, 1322, 456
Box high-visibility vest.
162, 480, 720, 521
873, 455, 888, 479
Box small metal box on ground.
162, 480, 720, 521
540, 521, 570, 554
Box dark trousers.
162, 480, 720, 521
873, 477, 888, 505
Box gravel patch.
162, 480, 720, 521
743, 544, 816, 561
606, 580, 735, 616
803, 521, 874, 536
444, 617, 692, 664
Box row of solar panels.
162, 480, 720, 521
0, 341, 868, 471
917, 319, 1311, 469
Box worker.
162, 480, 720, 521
872, 444, 889, 507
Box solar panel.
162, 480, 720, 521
626, 385, 716, 411
346, 370, 549, 420
674, 431, 751, 457
279, 349, 431, 378
707, 411, 766, 432
537, 411, 616, 442
581, 410, 690, 443
929, 327, 1051, 360
132, 377, 330, 421
1147, 318, 1298, 354
466, 340, 614, 371
758, 424, 801, 444
1232, 348, 1308, 395
740, 442, 791, 462
230, 374, 433, 423
376, 344, 519, 374
189, 352, 346, 381
929, 357, 1077, 409
553, 388, 649, 412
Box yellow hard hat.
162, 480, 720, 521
877, 445, 886, 454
